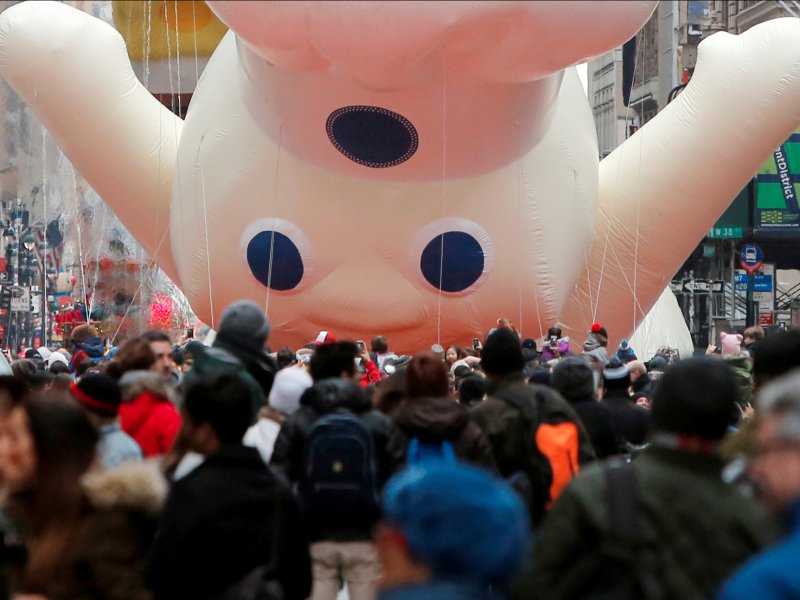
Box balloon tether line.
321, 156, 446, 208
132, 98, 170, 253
436, 62, 447, 347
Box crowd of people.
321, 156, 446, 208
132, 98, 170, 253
0, 302, 796, 599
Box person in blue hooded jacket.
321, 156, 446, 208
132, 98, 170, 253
377, 450, 530, 600
68, 323, 105, 372
718, 371, 800, 600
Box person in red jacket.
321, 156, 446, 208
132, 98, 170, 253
358, 343, 381, 388
106, 337, 182, 457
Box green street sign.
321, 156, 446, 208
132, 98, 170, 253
707, 226, 744, 239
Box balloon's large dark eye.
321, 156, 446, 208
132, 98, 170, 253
420, 231, 484, 292
326, 105, 418, 168
246, 231, 303, 291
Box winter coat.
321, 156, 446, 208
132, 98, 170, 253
721, 352, 754, 408
515, 444, 778, 600
97, 422, 143, 469
567, 397, 619, 459
14, 462, 166, 600
118, 371, 182, 457
380, 582, 502, 600
70, 336, 105, 371
182, 346, 265, 416
243, 406, 285, 464
540, 339, 571, 362
360, 359, 382, 387
213, 332, 277, 399
581, 333, 610, 365
471, 377, 595, 481
392, 396, 497, 472
149, 444, 312, 600
742, 340, 759, 358
718, 499, 800, 600
471, 377, 595, 526
582, 347, 610, 366
631, 372, 656, 399
602, 388, 650, 448
270, 378, 405, 542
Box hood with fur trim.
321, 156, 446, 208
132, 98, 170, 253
119, 370, 178, 405
721, 351, 752, 370
81, 461, 168, 514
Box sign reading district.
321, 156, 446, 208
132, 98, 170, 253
755, 128, 800, 231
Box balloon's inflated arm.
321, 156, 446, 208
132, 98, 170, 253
560, 17, 800, 343
0, 1, 182, 284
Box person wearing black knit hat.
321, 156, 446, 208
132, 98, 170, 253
601, 357, 650, 450
518, 357, 778, 599
650, 358, 741, 441
480, 327, 524, 376
472, 328, 594, 526
70, 374, 143, 469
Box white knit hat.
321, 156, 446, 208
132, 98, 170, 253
46, 351, 69, 368
268, 368, 313, 415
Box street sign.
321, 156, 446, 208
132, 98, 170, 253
683, 279, 709, 293
680, 279, 724, 294
10, 287, 30, 312
736, 272, 774, 292
708, 226, 744, 239
754, 291, 773, 303
739, 244, 763, 274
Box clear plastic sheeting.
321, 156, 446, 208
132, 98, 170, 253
0, 0, 195, 346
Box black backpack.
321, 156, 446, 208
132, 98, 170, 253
298, 409, 381, 518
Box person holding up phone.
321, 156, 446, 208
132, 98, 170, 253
357, 341, 381, 388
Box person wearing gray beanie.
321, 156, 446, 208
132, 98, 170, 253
212, 300, 278, 398
552, 357, 618, 458
218, 300, 272, 351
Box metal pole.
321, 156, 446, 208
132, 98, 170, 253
729, 240, 735, 319
42, 260, 47, 349
746, 270, 755, 328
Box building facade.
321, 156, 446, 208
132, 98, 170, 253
588, 1, 800, 345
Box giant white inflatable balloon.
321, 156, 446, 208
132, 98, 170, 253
1, 1, 800, 351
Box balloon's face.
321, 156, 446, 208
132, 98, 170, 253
173, 31, 598, 350
173, 0, 659, 350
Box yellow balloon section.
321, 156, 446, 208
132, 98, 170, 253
112, 0, 227, 62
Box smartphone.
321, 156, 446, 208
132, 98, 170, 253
473, 338, 480, 349
356, 340, 366, 352
186, 327, 194, 339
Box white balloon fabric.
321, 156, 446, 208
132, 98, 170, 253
629, 288, 694, 363
1, 1, 800, 351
